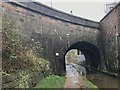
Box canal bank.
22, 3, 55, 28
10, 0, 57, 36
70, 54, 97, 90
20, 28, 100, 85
86, 68, 119, 88
70, 63, 119, 89
64, 64, 98, 89
35, 63, 118, 89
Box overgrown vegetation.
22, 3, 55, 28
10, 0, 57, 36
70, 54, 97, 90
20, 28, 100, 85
35, 75, 65, 88
2, 18, 52, 88
65, 50, 77, 64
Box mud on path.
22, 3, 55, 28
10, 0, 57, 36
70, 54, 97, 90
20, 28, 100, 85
64, 64, 86, 88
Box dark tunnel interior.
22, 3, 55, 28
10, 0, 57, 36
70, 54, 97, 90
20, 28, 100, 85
64, 41, 101, 71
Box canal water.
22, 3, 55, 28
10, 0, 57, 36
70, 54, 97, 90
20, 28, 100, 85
86, 68, 119, 88
70, 63, 119, 88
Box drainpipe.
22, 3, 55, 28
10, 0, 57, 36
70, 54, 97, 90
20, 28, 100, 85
116, 33, 119, 76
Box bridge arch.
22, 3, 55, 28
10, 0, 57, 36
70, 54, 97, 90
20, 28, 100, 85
64, 41, 101, 72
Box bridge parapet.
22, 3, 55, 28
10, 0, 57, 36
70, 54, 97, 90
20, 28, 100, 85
4, 0, 100, 29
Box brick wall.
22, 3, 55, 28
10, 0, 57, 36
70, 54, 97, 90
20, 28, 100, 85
100, 3, 120, 75
1, 1, 104, 88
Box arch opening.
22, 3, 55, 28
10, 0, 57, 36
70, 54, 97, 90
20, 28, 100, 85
64, 41, 101, 72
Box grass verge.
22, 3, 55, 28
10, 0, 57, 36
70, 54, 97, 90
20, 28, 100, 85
35, 75, 65, 88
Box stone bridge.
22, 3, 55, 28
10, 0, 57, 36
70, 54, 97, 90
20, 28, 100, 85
1, 1, 120, 76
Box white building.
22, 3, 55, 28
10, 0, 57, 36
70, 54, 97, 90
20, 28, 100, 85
77, 54, 85, 63
105, 2, 118, 13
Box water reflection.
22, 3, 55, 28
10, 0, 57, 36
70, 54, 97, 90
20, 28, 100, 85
86, 69, 119, 88
71, 63, 86, 76
65, 49, 119, 88
66, 64, 79, 77
67, 63, 119, 88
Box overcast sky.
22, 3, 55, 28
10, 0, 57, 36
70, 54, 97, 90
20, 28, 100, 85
34, 0, 119, 21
